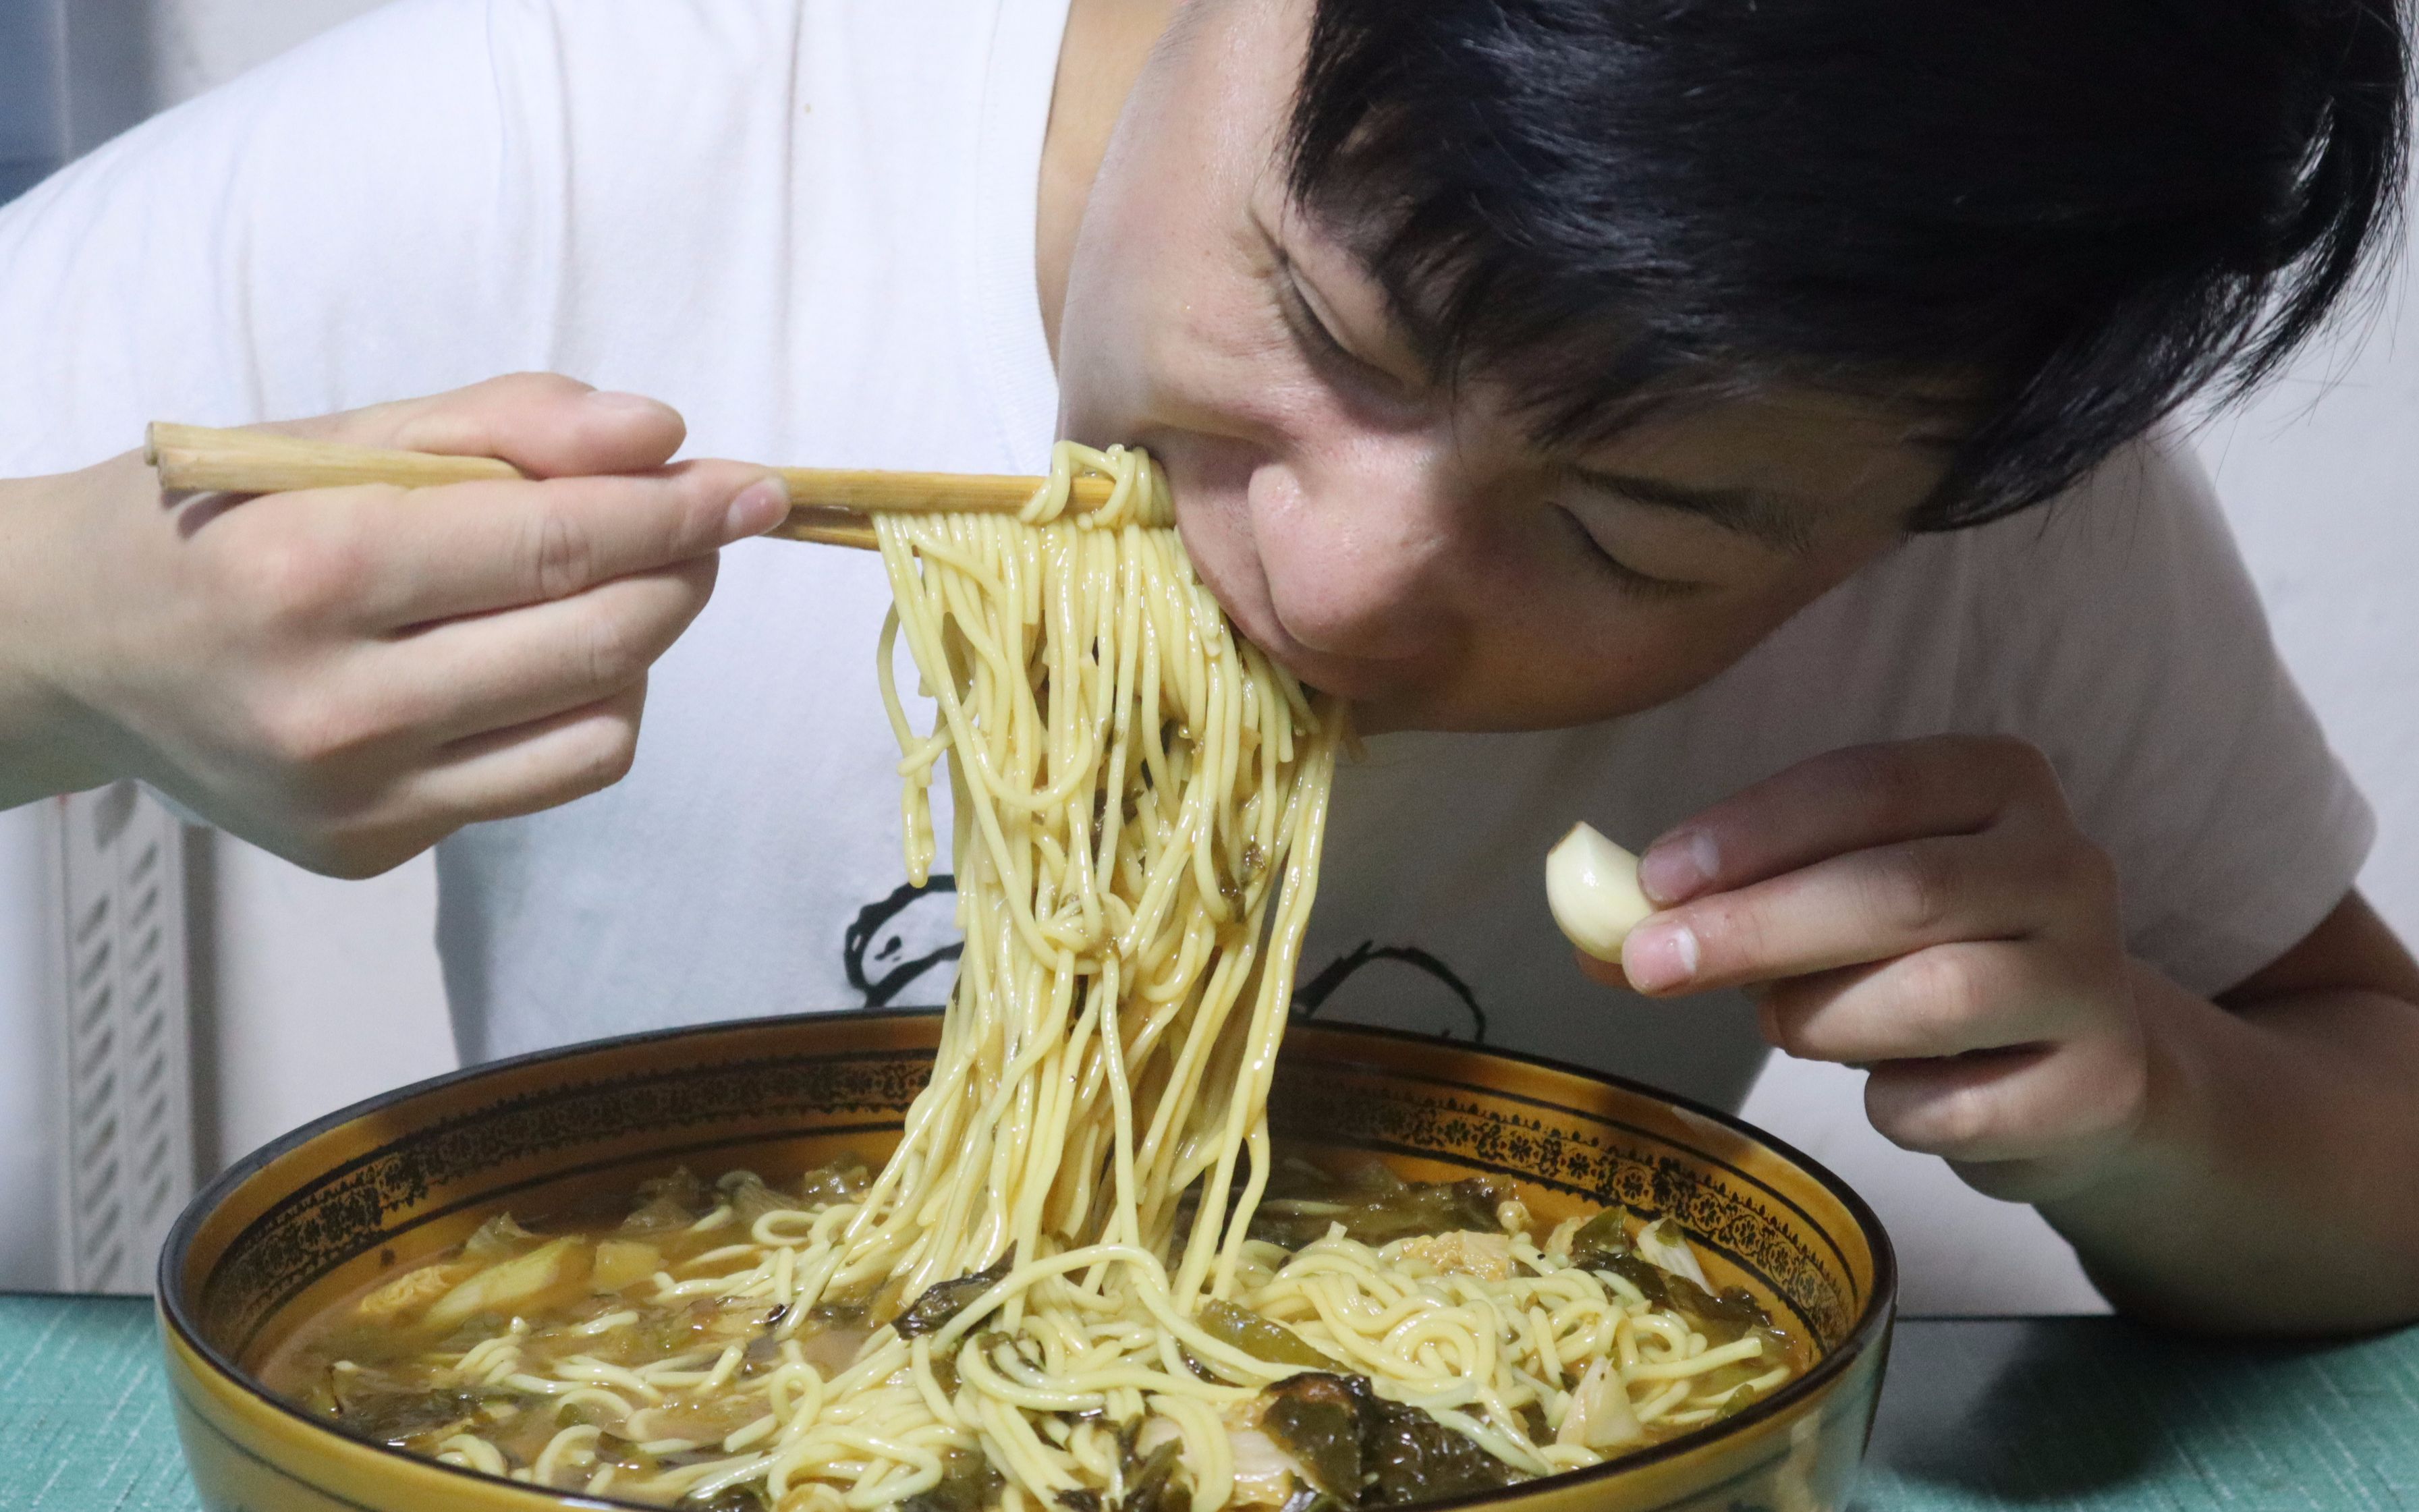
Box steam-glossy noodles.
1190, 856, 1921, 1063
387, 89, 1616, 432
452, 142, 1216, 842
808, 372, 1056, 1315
853, 440, 1341, 1322
266, 445, 1798, 1511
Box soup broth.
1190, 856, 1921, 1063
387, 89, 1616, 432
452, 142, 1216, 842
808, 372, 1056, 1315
261, 1154, 1802, 1511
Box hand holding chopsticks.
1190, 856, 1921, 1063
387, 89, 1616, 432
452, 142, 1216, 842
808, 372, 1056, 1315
8, 383, 1022, 874
145, 422, 1114, 551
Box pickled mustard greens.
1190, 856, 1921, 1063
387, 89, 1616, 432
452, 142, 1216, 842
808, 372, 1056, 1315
265, 1158, 1801, 1510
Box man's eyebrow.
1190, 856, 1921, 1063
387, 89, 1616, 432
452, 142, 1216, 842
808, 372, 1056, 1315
1570, 468, 1818, 555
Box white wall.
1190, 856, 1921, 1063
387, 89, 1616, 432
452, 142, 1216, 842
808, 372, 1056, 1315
2199, 283, 2419, 943
146, 1, 2419, 1314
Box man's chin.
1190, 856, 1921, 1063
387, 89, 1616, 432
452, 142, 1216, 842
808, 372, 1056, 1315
1259, 649, 1417, 715
1344, 688, 1638, 737
1329, 690, 1451, 737
1264, 656, 1482, 732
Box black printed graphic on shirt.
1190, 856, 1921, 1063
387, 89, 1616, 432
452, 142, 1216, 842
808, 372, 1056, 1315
845, 880, 1485, 1043
843, 877, 962, 1009
1291, 941, 1489, 1043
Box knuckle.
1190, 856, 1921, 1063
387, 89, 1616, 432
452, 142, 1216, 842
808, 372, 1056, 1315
1755, 993, 1785, 1047
247, 683, 395, 776
248, 688, 345, 768
1836, 744, 1928, 824
491, 370, 588, 405
569, 720, 640, 793
231, 528, 362, 629
595, 731, 640, 788
1886, 1078, 1997, 1156
528, 505, 597, 600
262, 696, 365, 764
676, 549, 721, 596
1869, 844, 1958, 937
1926, 1096, 1995, 1154
1976, 733, 2063, 802
1993, 733, 2058, 782
2067, 1042, 2150, 1144
1906, 950, 1986, 1042
1764, 997, 1820, 1059
578, 609, 650, 692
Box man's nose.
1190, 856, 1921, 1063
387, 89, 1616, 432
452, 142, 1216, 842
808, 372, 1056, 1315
1252, 455, 1459, 664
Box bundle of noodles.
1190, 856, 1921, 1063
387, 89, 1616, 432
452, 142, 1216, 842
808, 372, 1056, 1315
848, 441, 1341, 1317
658, 442, 1353, 1511
325, 444, 1796, 1512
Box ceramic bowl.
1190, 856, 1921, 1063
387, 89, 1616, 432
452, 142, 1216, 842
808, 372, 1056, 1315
159, 1011, 1895, 1512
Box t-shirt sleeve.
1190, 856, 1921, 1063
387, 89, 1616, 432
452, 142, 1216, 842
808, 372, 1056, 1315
0, 0, 557, 475
1966, 432, 2373, 998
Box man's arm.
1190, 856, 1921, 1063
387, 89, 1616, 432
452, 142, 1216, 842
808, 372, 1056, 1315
2041, 893, 2419, 1333
0, 378, 787, 876
1590, 735, 2419, 1336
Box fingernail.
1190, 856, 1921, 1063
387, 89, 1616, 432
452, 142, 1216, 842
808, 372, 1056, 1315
1640, 830, 1718, 905
1622, 920, 1699, 993
726, 478, 789, 537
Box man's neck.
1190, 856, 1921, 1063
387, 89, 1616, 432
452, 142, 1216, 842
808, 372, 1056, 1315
1038, 0, 1179, 360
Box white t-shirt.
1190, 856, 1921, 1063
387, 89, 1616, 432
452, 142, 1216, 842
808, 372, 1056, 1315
0, 0, 2372, 1113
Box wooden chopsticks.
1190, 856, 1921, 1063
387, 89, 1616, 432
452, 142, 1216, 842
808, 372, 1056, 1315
144, 423, 1114, 551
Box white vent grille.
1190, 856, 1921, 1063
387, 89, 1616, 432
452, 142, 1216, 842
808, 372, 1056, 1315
53, 782, 194, 1294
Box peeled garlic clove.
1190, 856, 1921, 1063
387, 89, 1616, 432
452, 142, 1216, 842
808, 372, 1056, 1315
1547, 822, 1654, 961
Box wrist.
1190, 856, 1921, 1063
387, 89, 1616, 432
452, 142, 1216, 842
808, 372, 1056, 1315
2028, 967, 2230, 1285
2108, 961, 2217, 1168
0, 468, 126, 806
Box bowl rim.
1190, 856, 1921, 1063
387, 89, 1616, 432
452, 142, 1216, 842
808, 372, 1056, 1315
160, 1008, 1898, 1512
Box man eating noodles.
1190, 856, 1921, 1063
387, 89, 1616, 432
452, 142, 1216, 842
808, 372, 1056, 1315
1, 0, 2414, 1335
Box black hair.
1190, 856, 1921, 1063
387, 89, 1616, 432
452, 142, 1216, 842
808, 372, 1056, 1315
1287, 0, 2409, 528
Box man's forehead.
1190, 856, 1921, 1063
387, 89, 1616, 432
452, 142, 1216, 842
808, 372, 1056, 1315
1269, 186, 1967, 537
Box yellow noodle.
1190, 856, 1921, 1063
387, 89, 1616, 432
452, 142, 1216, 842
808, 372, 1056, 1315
414, 443, 1789, 1510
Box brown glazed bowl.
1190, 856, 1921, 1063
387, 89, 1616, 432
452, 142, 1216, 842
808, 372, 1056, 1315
159, 1011, 1895, 1512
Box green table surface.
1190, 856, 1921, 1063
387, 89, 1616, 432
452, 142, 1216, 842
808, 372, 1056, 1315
1, 1298, 2411, 1511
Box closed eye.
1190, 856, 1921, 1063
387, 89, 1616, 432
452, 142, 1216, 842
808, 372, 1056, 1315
1555, 506, 1706, 599
1273, 256, 1422, 409
1277, 261, 1358, 367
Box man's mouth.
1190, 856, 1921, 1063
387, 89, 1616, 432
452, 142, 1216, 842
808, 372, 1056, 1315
1173, 484, 1422, 709
1215, 594, 1408, 706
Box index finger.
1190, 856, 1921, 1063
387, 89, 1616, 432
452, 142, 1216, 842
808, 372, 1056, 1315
1636, 735, 2067, 906
298, 373, 690, 480
1620, 832, 2047, 995
332, 461, 788, 627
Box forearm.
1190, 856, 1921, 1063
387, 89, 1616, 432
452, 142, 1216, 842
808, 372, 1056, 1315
2038, 965, 2419, 1335
0, 471, 116, 808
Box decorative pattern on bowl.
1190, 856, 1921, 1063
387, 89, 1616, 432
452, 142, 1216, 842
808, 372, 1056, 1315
161, 1010, 1896, 1512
